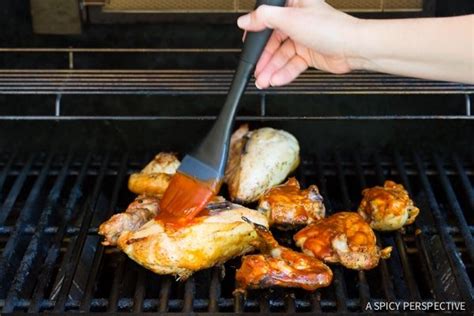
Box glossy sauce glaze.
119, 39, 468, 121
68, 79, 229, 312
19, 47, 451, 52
259, 177, 325, 227
157, 172, 220, 227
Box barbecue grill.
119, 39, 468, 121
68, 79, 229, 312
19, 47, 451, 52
0, 0, 473, 314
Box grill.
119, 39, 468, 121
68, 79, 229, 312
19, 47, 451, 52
1, 0, 473, 314
0, 150, 472, 313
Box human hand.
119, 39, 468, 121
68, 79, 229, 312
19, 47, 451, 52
237, 0, 361, 89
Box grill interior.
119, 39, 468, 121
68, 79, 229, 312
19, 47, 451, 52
1, 1, 473, 314
0, 149, 473, 313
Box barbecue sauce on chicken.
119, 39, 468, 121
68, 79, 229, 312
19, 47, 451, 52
157, 172, 219, 228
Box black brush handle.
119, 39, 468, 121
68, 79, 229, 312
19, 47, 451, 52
191, 0, 286, 180
241, 0, 287, 64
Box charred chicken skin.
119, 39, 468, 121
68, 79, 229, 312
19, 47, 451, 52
258, 177, 325, 229
235, 218, 333, 293
358, 180, 419, 231
128, 152, 179, 196
224, 125, 300, 203
294, 212, 392, 270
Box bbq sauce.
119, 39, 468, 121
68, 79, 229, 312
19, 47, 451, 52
157, 172, 220, 228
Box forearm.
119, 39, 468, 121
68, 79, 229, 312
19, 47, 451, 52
348, 15, 474, 84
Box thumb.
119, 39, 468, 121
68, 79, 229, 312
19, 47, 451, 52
237, 5, 288, 31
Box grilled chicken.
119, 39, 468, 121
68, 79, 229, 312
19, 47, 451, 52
258, 177, 325, 229
294, 212, 392, 270
225, 125, 300, 203
99, 195, 226, 246
235, 218, 333, 293
358, 180, 420, 231
115, 202, 269, 279
128, 153, 180, 196
99, 195, 160, 246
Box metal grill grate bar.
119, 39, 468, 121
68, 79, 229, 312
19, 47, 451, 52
133, 270, 146, 312
0, 153, 54, 295
208, 268, 221, 312
314, 154, 348, 312
52, 154, 110, 312
0, 150, 18, 195
0, 70, 472, 95
27, 153, 92, 313
334, 153, 371, 309
80, 154, 129, 312
0, 155, 36, 225
2, 152, 73, 313
452, 154, 474, 213
373, 153, 414, 299
413, 152, 474, 307
432, 154, 474, 263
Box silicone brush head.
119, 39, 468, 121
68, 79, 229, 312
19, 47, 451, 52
158, 155, 222, 221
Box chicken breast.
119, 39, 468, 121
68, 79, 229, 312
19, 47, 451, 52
128, 153, 179, 196
235, 218, 333, 293
358, 180, 420, 231
224, 125, 300, 203
116, 202, 269, 279
258, 177, 325, 229
294, 212, 392, 270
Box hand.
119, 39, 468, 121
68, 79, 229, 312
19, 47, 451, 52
237, 0, 360, 89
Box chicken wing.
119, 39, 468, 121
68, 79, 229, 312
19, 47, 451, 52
294, 212, 392, 270
225, 125, 300, 203
128, 152, 180, 196
116, 202, 269, 279
235, 218, 332, 293
258, 177, 325, 229
358, 180, 420, 231
98, 195, 160, 246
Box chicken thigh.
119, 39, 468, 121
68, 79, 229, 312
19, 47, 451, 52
235, 218, 333, 293
358, 180, 419, 231
294, 212, 392, 270
258, 177, 325, 229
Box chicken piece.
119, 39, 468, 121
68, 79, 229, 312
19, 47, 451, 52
294, 212, 392, 270
116, 202, 269, 279
99, 195, 226, 246
258, 177, 325, 229
128, 153, 180, 196
358, 180, 420, 231
225, 125, 300, 203
235, 218, 333, 293
98, 195, 160, 246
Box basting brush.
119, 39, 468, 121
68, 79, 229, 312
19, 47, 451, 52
158, 0, 286, 223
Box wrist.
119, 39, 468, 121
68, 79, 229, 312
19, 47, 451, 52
344, 18, 374, 71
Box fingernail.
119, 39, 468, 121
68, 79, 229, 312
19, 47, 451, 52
255, 80, 263, 90
237, 15, 250, 28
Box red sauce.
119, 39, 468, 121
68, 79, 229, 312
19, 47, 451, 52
157, 172, 221, 227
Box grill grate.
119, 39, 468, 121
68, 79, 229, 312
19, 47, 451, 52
1, 48, 473, 95
0, 150, 473, 313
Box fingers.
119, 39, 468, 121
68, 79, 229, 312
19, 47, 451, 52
270, 55, 308, 87
255, 39, 297, 89
237, 5, 288, 31
255, 31, 288, 76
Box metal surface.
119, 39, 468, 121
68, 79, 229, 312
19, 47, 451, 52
0, 150, 472, 313
0, 69, 472, 95
101, 0, 423, 12
1, 47, 472, 95
30, 0, 82, 34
